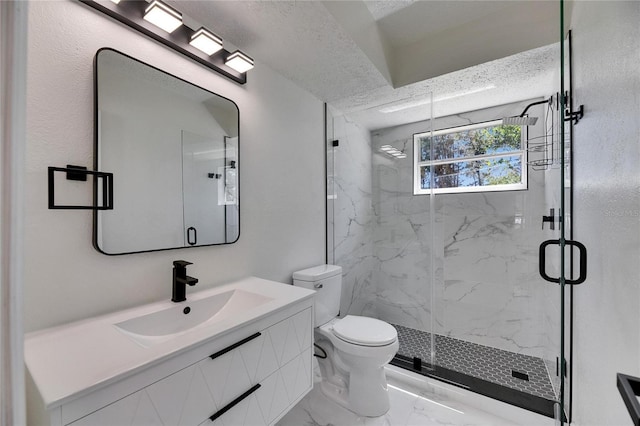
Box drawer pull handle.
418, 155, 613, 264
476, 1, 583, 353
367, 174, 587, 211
209, 384, 261, 422
209, 332, 261, 360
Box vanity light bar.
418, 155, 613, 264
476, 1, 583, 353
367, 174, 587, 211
225, 51, 254, 73
143, 0, 183, 34
190, 27, 223, 56
79, 0, 252, 84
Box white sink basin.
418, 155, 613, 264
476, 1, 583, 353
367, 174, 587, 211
114, 289, 273, 347
25, 277, 316, 408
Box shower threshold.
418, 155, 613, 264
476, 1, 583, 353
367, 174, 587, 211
390, 324, 558, 418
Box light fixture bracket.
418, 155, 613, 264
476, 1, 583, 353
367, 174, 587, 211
79, 0, 247, 84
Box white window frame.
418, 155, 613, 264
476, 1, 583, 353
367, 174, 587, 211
413, 120, 527, 195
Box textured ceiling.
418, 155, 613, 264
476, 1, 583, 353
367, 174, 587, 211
363, 1, 417, 21
376, 1, 508, 47
173, 1, 391, 103
170, 0, 566, 129
336, 44, 560, 131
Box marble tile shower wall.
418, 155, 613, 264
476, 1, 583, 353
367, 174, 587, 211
371, 140, 438, 331
437, 190, 547, 357
330, 102, 560, 361
329, 114, 376, 317
368, 103, 551, 359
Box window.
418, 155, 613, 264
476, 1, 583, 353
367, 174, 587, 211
413, 120, 526, 195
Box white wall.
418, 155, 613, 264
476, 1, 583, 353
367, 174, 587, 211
24, 1, 324, 335
1, 2, 28, 424
570, 1, 640, 425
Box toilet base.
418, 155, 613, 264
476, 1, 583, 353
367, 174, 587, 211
315, 337, 394, 417
317, 370, 391, 418
347, 365, 391, 417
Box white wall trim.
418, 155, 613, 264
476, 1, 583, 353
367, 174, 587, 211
0, 1, 28, 425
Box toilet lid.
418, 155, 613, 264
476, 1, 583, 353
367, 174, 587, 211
332, 315, 397, 346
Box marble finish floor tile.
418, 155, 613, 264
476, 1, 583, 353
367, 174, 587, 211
393, 324, 557, 401
276, 365, 554, 426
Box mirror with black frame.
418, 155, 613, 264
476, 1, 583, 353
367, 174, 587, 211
94, 48, 239, 255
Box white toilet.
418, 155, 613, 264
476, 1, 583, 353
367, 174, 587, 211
293, 264, 398, 417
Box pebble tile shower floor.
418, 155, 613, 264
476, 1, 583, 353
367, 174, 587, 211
392, 324, 557, 401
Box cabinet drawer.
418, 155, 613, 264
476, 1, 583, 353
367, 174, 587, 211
68, 363, 207, 426
68, 307, 312, 426
198, 307, 312, 412
67, 385, 169, 426
200, 349, 312, 426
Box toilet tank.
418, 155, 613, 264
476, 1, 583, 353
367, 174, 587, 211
293, 265, 342, 327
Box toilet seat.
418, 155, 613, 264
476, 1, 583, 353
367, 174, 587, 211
332, 315, 397, 347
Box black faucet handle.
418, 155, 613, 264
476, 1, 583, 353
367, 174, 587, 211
173, 260, 193, 268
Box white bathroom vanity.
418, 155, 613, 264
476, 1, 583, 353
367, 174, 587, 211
25, 277, 314, 426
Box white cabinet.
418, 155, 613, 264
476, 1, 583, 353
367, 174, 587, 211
56, 305, 312, 426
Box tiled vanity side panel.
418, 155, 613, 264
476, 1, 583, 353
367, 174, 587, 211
64, 304, 313, 426
60, 300, 312, 425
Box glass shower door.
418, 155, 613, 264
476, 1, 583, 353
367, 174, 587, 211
551, 1, 587, 420
322, 3, 585, 417
325, 100, 436, 370
541, 3, 587, 422
428, 97, 562, 416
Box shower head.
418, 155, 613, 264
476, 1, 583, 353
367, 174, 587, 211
502, 115, 539, 126
501, 97, 551, 126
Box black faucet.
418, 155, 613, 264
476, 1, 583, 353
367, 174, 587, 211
172, 260, 198, 302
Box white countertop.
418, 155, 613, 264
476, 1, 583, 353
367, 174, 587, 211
24, 277, 315, 409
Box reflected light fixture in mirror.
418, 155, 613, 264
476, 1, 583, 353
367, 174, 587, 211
143, 0, 183, 34
190, 27, 223, 56
225, 51, 254, 73
109, 0, 120, 4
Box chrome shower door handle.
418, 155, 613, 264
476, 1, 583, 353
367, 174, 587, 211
539, 239, 588, 284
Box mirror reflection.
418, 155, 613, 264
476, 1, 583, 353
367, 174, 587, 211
94, 48, 239, 255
